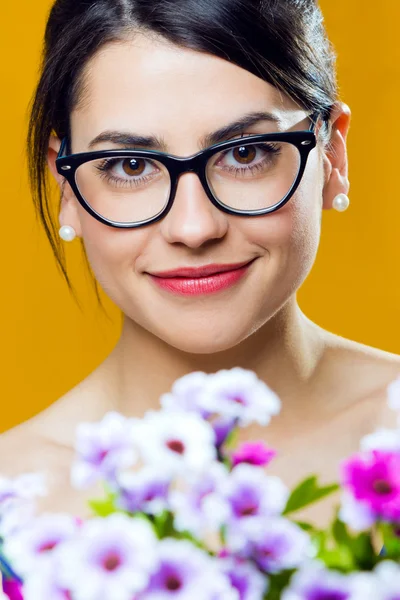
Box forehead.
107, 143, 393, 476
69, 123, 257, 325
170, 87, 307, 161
70, 34, 304, 152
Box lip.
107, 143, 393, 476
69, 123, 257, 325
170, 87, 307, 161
147, 259, 255, 296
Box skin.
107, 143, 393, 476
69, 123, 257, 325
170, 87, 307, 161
1, 34, 399, 525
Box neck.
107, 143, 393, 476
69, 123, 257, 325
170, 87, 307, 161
102, 298, 326, 417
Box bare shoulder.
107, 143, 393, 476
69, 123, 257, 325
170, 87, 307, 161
318, 329, 400, 422
0, 387, 100, 515
322, 330, 400, 379
0, 419, 75, 504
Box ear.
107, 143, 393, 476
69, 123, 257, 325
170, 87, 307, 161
321, 101, 351, 210
47, 136, 82, 236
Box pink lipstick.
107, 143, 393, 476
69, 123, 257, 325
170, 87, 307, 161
147, 260, 254, 296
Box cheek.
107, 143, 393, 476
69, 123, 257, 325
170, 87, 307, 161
246, 191, 321, 255
79, 214, 149, 290
243, 175, 322, 288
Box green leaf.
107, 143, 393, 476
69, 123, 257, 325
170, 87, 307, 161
153, 511, 175, 538
283, 476, 339, 516
266, 570, 295, 600
88, 495, 118, 517
318, 544, 355, 572
331, 517, 353, 546
293, 520, 315, 532
380, 522, 400, 560
351, 532, 376, 570
223, 428, 239, 450
88, 486, 119, 517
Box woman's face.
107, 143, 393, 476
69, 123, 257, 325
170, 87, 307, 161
53, 35, 339, 354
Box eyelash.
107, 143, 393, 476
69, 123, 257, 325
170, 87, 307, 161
95, 160, 159, 188
94, 142, 282, 187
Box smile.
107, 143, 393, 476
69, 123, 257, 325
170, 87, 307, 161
147, 260, 255, 296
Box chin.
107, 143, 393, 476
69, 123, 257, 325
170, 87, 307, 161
153, 320, 252, 355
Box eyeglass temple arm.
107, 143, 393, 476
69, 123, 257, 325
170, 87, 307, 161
58, 137, 68, 159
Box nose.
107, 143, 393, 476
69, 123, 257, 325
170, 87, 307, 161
159, 172, 228, 248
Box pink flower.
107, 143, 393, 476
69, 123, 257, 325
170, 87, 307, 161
341, 450, 400, 522
232, 441, 276, 467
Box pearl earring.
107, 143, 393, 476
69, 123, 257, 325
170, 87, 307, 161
332, 193, 350, 212
59, 225, 77, 242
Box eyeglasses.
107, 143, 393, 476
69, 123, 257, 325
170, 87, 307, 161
56, 112, 319, 229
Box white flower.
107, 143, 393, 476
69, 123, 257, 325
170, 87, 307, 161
373, 560, 400, 599
139, 538, 238, 600
198, 368, 281, 427
219, 557, 268, 600
339, 492, 376, 532
132, 410, 217, 475
22, 559, 72, 600
170, 462, 230, 539
281, 561, 376, 600
71, 412, 137, 489
223, 463, 288, 518
230, 517, 313, 574
160, 372, 209, 415
387, 376, 400, 415
360, 428, 400, 453
3, 512, 78, 578
0, 473, 46, 536
57, 513, 158, 600
116, 466, 171, 515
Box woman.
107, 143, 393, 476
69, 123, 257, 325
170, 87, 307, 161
1, 0, 399, 525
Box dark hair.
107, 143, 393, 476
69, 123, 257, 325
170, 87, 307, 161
28, 0, 338, 296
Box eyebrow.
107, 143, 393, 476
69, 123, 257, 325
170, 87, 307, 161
87, 111, 283, 151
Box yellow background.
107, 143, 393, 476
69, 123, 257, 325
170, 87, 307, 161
1, 1, 399, 432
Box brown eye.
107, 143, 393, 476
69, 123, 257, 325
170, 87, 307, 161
122, 158, 146, 176
232, 145, 257, 164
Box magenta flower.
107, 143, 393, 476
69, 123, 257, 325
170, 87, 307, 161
341, 450, 400, 522
232, 442, 276, 467
2, 579, 23, 600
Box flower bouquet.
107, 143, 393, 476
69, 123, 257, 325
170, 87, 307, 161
1, 368, 400, 600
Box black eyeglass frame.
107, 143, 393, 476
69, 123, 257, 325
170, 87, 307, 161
56, 111, 320, 229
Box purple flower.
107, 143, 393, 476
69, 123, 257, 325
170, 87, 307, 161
219, 557, 268, 600
71, 412, 137, 489
281, 563, 374, 600
116, 467, 170, 515
341, 450, 400, 523
221, 464, 288, 542
57, 513, 157, 600
138, 539, 236, 600
228, 517, 312, 574
232, 442, 276, 467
